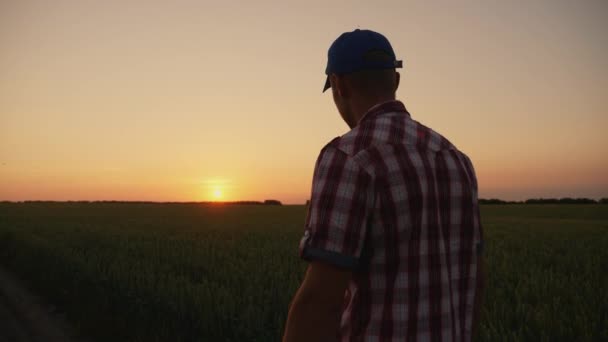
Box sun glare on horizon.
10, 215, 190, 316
201, 178, 231, 202
212, 187, 223, 200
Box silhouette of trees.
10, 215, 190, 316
477, 198, 602, 205
479, 198, 508, 205
524, 198, 597, 204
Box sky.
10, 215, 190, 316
1, 0, 607, 204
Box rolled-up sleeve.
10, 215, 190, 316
299, 145, 374, 270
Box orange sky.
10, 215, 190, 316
1, 0, 607, 204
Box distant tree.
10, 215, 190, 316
479, 198, 507, 205
263, 199, 282, 206
559, 198, 596, 204
561, 197, 596, 204
525, 197, 597, 204
232, 201, 263, 205
600, 198, 608, 204
525, 198, 558, 204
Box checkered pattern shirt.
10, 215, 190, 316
299, 100, 483, 342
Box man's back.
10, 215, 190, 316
284, 29, 482, 342
301, 100, 483, 341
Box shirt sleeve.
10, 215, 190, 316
462, 154, 484, 257
299, 145, 374, 270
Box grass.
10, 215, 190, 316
0, 203, 606, 341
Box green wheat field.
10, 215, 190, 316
0, 203, 606, 341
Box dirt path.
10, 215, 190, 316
0, 266, 85, 342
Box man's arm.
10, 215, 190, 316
282, 261, 351, 342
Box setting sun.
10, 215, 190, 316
212, 188, 223, 200
203, 179, 232, 202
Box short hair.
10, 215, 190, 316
343, 49, 398, 95
344, 68, 397, 96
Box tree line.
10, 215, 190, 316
479, 198, 608, 205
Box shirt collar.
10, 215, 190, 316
359, 100, 410, 123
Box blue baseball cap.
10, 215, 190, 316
323, 29, 403, 92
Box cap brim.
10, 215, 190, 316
322, 76, 330, 93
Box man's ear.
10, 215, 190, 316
395, 71, 401, 92
330, 74, 341, 97
331, 74, 350, 98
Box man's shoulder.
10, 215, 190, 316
331, 117, 457, 155
418, 122, 472, 162
317, 128, 366, 160
318, 136, 343, 155
317, 114, 471, 170
314, 137, 346, 169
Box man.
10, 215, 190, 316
283, 29, 484, 342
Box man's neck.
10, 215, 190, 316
353, 95, 397, 125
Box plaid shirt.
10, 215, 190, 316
300, 100, 483, 342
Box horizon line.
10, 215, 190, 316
2, 195, 607, 205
